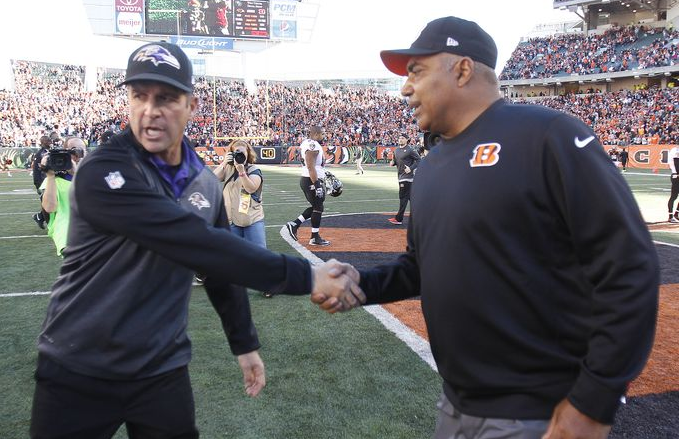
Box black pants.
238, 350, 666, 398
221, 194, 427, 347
395, 181, 412, 222
300, 176, 325, 210
30, 355, 199, 439
669, 176, 679, 213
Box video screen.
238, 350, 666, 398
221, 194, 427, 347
145, 0, 270, 39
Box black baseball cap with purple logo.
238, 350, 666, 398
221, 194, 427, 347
119, 42, 193, 93
380, 16, 498, 76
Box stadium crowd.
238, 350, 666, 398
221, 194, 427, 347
512, 87, 679, 145
1, 61, 419, 148
0, 54, 677, 148
500, 25, 679, 80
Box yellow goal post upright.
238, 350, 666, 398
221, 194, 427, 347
189, 1, 321, 147
207, 0, 320, 149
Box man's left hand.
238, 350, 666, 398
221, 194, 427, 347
310, 259, 365, 313
237, 351, 266, 397
542, 399, 611, 439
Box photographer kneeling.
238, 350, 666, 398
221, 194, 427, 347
213, 140, 271, 296
39, 137, 86, 256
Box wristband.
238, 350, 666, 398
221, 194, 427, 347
314, 180, 323, 189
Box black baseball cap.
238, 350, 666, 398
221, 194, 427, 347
119, 42, 193, 93
380, 16, 498, 76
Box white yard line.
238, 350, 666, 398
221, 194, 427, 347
0, 291, 50, 298
279, 215, 436, 372
654, 240, 679, 248
0, 235, 48, 240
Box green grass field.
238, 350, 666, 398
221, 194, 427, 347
0, 164, 676, 438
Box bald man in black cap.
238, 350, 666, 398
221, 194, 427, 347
314, 16, 658, 439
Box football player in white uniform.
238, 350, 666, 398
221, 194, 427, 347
286, 125, 330, 245
667, 146, 679, 223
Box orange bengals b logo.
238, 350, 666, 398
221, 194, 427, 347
469, 143, 501, 167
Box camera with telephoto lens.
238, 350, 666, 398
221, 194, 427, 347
44, 147, 73, 172
233, 150, 247, 165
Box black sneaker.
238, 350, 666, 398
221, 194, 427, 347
286, 222, 299, 241
32, 213, 46, 230
309, 236, 330, 246
262, 292, 274, 298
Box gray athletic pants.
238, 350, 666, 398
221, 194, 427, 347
433, 393, 549, 439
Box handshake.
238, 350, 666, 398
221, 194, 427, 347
310, 259, 365, 313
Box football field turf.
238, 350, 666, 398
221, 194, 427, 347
0, 165, 677, 438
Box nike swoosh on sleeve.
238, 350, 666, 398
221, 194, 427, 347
574, 136, 595, 148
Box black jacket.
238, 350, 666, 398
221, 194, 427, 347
32, 147, 48, 190
360, 100, 658, 424
391, 145, 420, 182
38, 130, 312, 379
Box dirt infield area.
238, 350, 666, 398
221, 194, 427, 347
300, 213, 678, 438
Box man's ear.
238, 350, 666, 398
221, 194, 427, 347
456, 57, 474, 86
189, 95, 199, 114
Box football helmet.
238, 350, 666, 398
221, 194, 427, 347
324, 171, 343, 197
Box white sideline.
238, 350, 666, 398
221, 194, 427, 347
0, 291, 50, 298
0, 235, 48, 240
279, 216, 437, 372
655, 240, 679, 248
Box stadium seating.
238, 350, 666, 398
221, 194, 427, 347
500, 26, 678, 80
1, 46, 677, 148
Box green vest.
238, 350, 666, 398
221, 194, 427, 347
40, 177, 72, 256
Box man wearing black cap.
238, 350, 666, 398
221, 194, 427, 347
314, 16, 658, 439
30, 42, 365, 438
387, 133, 420, 225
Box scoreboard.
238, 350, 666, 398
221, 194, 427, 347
233, 1, 269, 38
145, 0, 271, 39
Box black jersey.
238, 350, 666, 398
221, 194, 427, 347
38, 130, 312, 380
360, 99, 658, 423
392, 145, 420, 182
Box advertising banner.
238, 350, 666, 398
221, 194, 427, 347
613, 144, 678, 170
169, 36, 234, 51
115, 0, 145, 34
270, 0, 297, 40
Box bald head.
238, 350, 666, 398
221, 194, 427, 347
309, 125, 325, 141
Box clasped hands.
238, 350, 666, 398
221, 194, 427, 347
310, 259, 365, 313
